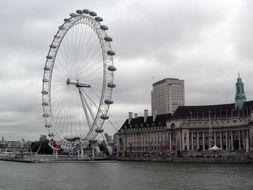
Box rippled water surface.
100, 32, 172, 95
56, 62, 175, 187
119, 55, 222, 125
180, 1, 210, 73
0, 161, 253, 190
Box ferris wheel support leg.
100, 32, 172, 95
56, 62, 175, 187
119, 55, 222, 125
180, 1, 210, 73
80, 89, 95, 121
101, 133, 112, 156
77, 149, 80, 159
78, 88, 92, 129
80, 146, 84, 159
78, 88, 96, 139
53, 150, 58, 159
92, 147, 95, 160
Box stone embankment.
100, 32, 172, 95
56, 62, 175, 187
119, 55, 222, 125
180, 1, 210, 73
117, 153, 253, 164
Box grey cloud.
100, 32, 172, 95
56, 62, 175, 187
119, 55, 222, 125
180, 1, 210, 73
110, 0, 226, 60
0, 0, 252, 140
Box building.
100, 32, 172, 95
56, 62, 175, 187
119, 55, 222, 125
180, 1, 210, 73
116, 110, 171, 157
39, 135, 47, 142
0, 139, 30, 153
116, 76, 253, 159
151, 78, 185, 115
235, 73, 247, 109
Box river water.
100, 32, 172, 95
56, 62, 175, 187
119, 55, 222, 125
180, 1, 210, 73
0, 161, 252, 190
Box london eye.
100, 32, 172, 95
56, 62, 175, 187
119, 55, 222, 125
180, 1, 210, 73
41, 9, 116, 153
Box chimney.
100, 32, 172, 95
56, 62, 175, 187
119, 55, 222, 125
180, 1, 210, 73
128, 112, 133, 124
153, 109, 157, 122
144, 109, 148, 123
134, 113, 138, 118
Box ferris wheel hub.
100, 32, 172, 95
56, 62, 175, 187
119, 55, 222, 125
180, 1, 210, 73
66, 78, 91, 88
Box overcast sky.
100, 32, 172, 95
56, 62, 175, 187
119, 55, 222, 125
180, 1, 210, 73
0, 0, 253, 141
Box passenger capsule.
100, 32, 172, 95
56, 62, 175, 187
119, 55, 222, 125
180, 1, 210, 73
89, 11, 97, 17
100, 25, 109, 30
59, 25, 66, 30
42, 102, 49, 106
41, 90, 48, 95
89, 139, 97, 144
50, 44, 57, 49
83, 9, 90, 14
42, 78, 49, 82
46, 55, 53, 60
107, 82, 116, 88
43, 113, 50, 117
76, 10, 83, 14
95, 128, 104, 133
44, 66, 51, 71
104, 36, 113, 42
70, 13, 77, 17
95, 17, 103, 22
107, 50, 116, 56
108, 65, 117, 72
100, 114, 109, 120
64, 18, 70, 22
104, 99, 113, 104
54, 35, 61, 39
45, 124, 52, 128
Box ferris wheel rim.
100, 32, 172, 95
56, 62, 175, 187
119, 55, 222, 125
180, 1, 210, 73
41, 10, 116, 149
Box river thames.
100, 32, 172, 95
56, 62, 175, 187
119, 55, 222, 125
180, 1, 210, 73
0, 161, 252, 190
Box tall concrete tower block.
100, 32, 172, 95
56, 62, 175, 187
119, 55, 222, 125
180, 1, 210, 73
151, 78, 185, 115
235, 74, 246, 110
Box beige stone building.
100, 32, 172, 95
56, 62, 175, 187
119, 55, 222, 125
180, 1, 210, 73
151, 78, 185, 115
116, 76, 253, 158
116, 102, 253, 158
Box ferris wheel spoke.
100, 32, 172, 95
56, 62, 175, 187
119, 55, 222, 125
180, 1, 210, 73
78, 88, 93, 130
62, 35, 73, 75
57, 50, 69, 73
81, 61, 103, 78
76, 24, 87, 70
73, 24, 83, 72
83, 42, 101, 70
79, 51, 103, 76
53, 67, 68, 81
81, 89, 99, 109
82, 54, 103, 72
79, 89, 97, 139
55, 103, 68, 136
86, 45, 102, 65
82, 27, 94, 61
82, 71, 102, 84
76, 25, 90, 74
52, 96, 70, 137
55, 45, 73, 76
52, 92, 69, 123
76, 98, 86, 138
90, 87, 102, 100
66, 27, 78, 77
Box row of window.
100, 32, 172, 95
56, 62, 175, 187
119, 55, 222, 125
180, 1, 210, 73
188, 119, 248, 125
127, 134, 167, 144
126, 145, 166, 151
122, 125, 165, 132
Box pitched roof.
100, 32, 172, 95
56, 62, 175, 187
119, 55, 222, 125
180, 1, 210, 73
118, 100, 253, 131
173, 100, 253, 119
121, 114, 172, 129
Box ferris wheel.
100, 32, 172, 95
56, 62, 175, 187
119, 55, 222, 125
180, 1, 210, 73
41, 9, 116, 151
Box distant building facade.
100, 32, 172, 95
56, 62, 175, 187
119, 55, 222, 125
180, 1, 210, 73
151, 78, 185, 115
39, 135, 47, 142
116, 76, 253, 158
0, 140, 30, 153
117, 102, 253, 158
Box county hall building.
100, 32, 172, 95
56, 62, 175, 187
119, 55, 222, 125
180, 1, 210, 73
116, 76, 253, 158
